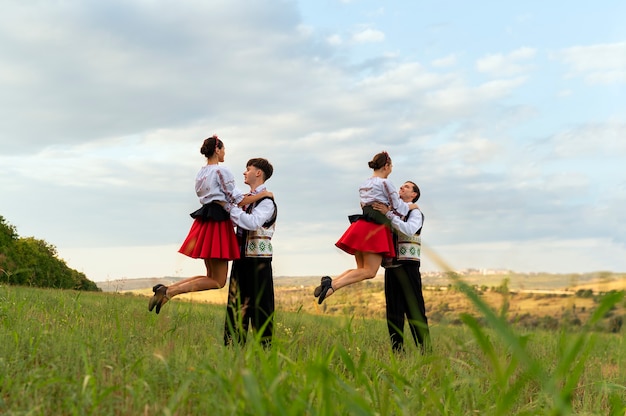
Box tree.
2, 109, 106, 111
0, 215, 100, 291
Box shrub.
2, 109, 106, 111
0, 216, 99, 291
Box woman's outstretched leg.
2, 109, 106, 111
331, 252, 381, 292
316, 252, 382, 303
149, 259, 229, 313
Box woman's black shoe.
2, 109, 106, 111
317, 278, 333, 304
314, 276, 332, 297
154, 286, 168, 314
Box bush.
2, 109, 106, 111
0, 216, 99, 291
608, 315, 623, 333
576, 289, 594, 298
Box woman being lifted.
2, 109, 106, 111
314, 151, 417, 304
149, 135, 269, 314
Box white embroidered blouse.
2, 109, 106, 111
358, 177, 410, 218
194, 164, 244, 210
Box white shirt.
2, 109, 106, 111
359, 176, 409, 217
387, 208, 423, 237
228, 184, 276, 231
195, 164, 244, 210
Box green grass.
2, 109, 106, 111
0, 283, 624, 415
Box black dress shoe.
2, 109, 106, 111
317, 278, 333, 304
148, 285, 168, 313
148, 295, 158, 312
154, 286, 169, 314
314, 276, 332, 297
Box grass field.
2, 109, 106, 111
1, 280, 625, 415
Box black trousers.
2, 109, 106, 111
224, 257, 274, 347
384, 263, 431, 352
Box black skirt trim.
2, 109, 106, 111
190, 202, 230, 222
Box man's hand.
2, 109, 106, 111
237, 190, 275, 207
372, 201, 390, 215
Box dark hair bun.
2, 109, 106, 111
200, 135, 222, 158
368, 151, 390, 170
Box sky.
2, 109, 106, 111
1, 0, 625, 282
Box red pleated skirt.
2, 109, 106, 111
178, 218, 240, 260
335, 219, 396, 257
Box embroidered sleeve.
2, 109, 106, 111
216, 168, 243, 210
382, 180, 409, 217
390, 209, 423, 236
230, 198, 275, 231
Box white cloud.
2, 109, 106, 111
327, 34, 343, 45
476, 47, 536, 77
422, 76, 527, 115
296, 24, 314, 38
366, 7, 386, 18
431, 54, 457, 68
557, 89, 573, 98
358, 62, 449, 93
352, 28, 385, 43
556, 41, 626, 85
552, 122, 626, 157
438, 132, 501, 164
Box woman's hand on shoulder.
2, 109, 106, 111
237, 190, 274, 207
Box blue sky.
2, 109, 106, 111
1, 0, 625, 282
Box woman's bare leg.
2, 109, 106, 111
325, 252, 381, 299
166, 275, 210, 291
159, 259, 228, 307
330, 251, 366, 282
206, 258, 229, 288
167, 259, 226, 296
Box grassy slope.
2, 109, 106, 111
1, 284, 625, 415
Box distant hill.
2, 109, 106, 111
97, 271, 626, 293
97, 276, 324, 292
110, 272, 625, 334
